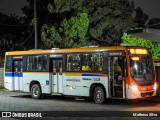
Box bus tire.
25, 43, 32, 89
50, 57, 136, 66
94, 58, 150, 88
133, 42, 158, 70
31, 84, 42, 99
93, 86, 105, 104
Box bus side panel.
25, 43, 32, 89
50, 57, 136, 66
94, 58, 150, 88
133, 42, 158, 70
23, 73, 50, 93
63, 73, 108, 97
63, 75, 90, 96
4, 72, 13, 91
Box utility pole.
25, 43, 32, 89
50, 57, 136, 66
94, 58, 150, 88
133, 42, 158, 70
34, 0, 38, 49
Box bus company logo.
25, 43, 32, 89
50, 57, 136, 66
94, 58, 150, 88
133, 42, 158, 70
2, 112, 11, 117
13, 56, 23, 59
93, 78, 100, 81
82, 78, 92, 81
110, 52, 122, 56
50, 54, 62, 58
66, 79, 80, 82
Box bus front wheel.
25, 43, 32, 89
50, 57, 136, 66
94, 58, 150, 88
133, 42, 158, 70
31, 84, 42, 99
93, 86, 105, 104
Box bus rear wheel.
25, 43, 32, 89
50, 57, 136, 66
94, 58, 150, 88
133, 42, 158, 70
31, 84, 42, 99
93, 86, 105, 104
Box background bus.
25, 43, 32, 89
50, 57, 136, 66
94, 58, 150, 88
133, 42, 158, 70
4, 46, 157, 104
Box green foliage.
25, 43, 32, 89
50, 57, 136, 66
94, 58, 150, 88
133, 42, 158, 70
121, 33, 160, 58
41, 13, 93, 48
87, 0, 135, 45
41, 25, 62, 48
152, 43, 160, 58
48, 0, 83, 13
25, 0, 136, 48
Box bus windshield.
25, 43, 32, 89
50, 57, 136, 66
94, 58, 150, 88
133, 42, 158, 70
130, 55, 154, 83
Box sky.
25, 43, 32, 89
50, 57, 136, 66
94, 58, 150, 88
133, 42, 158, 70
0, 0, 160, 19
0, 0, 27, 16
130, 0, 160, 19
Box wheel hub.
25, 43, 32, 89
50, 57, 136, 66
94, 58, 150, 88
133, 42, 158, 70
33, 88, 39, 96
96, 90, 102, 101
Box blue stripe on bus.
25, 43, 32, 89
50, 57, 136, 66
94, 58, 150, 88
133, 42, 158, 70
5, 73, 23, 77
82, 74, 102, 77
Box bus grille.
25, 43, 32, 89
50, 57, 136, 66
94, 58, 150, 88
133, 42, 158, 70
140, 91, 154, 97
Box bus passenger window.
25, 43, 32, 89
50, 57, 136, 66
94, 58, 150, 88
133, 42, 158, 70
27, 55, 48, 71
5, 56, 12, 71
82, 54, 91, 71
66, 54, 81, 71
82, 62, 91, 71
27, 64, 30, 70
42, 55, 47, 71
37, 63, 42, 70
82, 53, 103, 71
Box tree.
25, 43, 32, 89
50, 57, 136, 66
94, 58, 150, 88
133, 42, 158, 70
41, 12, 94, 48
0, 13, 31, 57
134, 7, 148, 28
41, 0, 136, 47
85, 0, 135, 45
40, 0, 95, 48
121, 33, 160, 58
21, 0, 52, 49
21, 0, 137, 48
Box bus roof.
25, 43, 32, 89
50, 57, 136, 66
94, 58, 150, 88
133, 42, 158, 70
5, 46, 146, 55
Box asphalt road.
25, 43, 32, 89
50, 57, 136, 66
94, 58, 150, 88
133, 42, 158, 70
0, 91, 160, 120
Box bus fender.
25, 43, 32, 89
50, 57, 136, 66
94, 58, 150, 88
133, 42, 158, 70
29, 80, 41, 92
89, 83, 106, 98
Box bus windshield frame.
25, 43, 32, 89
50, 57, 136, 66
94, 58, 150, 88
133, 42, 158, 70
130, 54, 154, 85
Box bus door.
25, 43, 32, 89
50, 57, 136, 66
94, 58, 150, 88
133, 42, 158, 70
13, 60, 23, 91
50, 58, 63, 93
108, 56, 126, 98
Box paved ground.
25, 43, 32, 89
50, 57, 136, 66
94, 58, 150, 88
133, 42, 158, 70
0, 91, 160, 120
1, 91, 160, 111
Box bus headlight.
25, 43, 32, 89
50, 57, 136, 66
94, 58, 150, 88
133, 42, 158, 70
131, 85, 138, 92
154, 83, 157, 90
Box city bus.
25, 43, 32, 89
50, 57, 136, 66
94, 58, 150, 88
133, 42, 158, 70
4, 46, 157, 104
